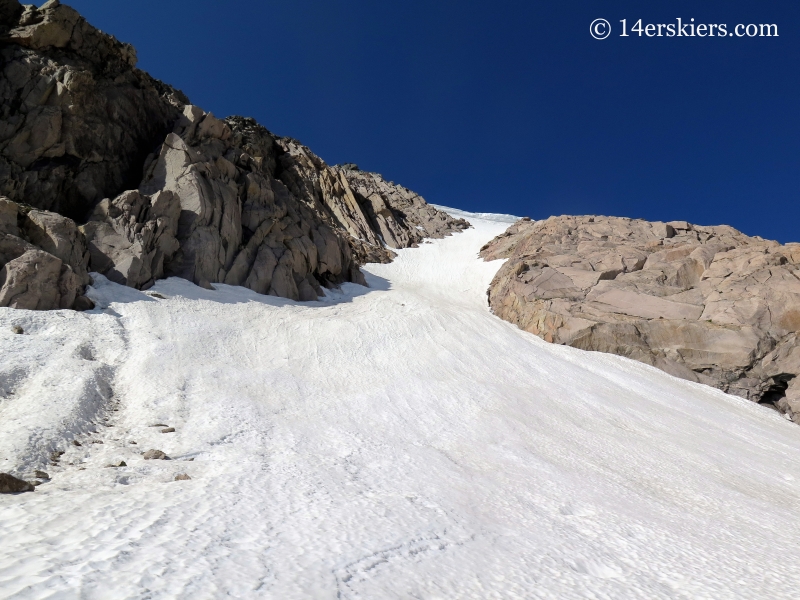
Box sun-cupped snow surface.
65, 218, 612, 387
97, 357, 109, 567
2, 211, 800, 599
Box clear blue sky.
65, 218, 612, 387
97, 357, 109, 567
68, 0, 799, 242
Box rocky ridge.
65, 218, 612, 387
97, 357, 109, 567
0, 0, 468, 308
0, 0, 185, 220
335, 164, 470, 252
481, 215, 800, 422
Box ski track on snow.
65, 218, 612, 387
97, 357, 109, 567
1, 211, 800, 598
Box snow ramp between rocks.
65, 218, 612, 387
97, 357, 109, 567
1, 210, 800, 599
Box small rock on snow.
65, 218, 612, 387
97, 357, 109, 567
0, 473, 34, 493
143, 450, 169, 460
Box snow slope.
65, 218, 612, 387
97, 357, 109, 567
1, 211, 800, 599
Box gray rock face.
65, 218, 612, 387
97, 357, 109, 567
84, 108, 467, 300
335, 166, 470, 252
0, 1, 467, 306
0, 0, 185, 221
277, 139, 391, 266
0, 196, 89, 309
82, 189, 180, 289
275, 141, 469, 266
82, 108, 364, 298
481, 215, 800, 421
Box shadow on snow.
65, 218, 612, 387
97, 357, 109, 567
85, 270, 392, 313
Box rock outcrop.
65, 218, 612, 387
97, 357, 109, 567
335, 164, 470, 252
0, 0, 185, 221
0, 471, 34, 493
481, 215, 800, 421
273, 144, 469, 266
0, 0, 467, 306
81, 109, 367, 298
143, 449, 168, 460
0, 195, 90, 309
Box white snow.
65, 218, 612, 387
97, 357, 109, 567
1, 211, 800, 599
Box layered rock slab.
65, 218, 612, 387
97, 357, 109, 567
481, 215, 800, 421
335, 164, 470, 252
274, 147, 469, 265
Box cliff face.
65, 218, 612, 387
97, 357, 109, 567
335, 165, 470, 252
80, 108, 366, 300
481, 215, 800, 422
0, 0, 185, 220
0, 0, 468, 308
274, 145, 469, 266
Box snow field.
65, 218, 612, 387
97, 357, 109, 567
0, 211, 799, 598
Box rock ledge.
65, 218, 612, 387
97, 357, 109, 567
481, 215, 800, 421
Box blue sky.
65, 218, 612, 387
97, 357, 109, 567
68, 0, 799, 242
